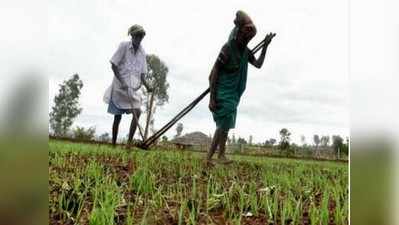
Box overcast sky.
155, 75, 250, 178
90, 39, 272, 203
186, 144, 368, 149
47, 0, 349, 144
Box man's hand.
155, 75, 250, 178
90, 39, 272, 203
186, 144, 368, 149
121, 82, 129, 91
249, 32, 276, 69
209, 98, 218, 112
146, 86, 154, 93
264, 32, 276, 46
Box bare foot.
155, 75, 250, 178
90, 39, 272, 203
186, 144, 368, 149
125, 143, 133, 150
204, 159, 215, 167
217, 156, 233, 164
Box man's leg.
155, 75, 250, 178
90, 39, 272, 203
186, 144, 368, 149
127, 109, 141, 147
217, 129, 232, 164
206, 128, 224, 162
112, 114, 122, 147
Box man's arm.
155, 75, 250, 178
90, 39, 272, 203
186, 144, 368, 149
249, 32, 276, 69
110, 42, 129, 89
209, 63, 219, 111
209, 45, 229, 112
111, 63, 128, 89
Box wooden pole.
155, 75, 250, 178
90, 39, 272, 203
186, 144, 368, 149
144, 92, 155, 140
138, 38, 268, 149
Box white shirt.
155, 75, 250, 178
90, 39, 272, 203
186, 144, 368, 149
103, 41, 147, 109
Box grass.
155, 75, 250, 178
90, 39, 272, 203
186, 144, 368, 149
49, 140, 348, 225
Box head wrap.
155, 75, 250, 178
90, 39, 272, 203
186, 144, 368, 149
128, 24, 146, 37
228, 10, 254, 41
234, 10, 253, 27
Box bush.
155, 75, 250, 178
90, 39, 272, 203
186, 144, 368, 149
98, 132, 111, 143
73, 126, 96, 141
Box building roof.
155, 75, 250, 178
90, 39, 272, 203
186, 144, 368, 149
172, 131, 212, 145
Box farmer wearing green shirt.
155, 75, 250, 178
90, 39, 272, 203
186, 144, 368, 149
206, 10, 276, 164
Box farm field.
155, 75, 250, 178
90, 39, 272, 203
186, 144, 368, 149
49, 140, 348, 225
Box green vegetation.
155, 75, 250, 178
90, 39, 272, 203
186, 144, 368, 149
49, 140, 348, 225
49, 74, 83, 136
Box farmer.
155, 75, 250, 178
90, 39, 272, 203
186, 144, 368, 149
206, 10, 276, 164
103, 24, 153, 148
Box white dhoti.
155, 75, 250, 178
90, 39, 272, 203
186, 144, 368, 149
103, 41, 147, 114
103, 75, 142, 110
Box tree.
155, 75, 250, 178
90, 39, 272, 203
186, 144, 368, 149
161, 135, 168, 142
49, 74, 83, 136
73, 126, 96, 141
175, 122, 183, 138
313, 134, 321, 158
264, 138, 276, 147
313, 135, 320, 147
300, 135, 306, 146
143, 54, 169, 140
99, 132, 111, 142
332, 135, 344, 159
279, 128, 291, 151
342, 136, 349, 155
321, 135, 330, 147
237, 137, 247, 145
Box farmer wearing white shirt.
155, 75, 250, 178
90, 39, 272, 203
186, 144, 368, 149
104, 24, 152, 148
